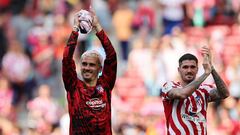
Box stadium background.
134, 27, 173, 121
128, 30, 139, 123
0, 0, 239, 134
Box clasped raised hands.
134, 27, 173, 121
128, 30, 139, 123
201, 46, 213, 75
72, 7, 102, 33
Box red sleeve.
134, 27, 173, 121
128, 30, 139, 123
96, 30, 117, 90
62, 31, 79, 91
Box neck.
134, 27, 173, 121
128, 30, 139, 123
84, 80, 97, 87
180, 80, 191, 87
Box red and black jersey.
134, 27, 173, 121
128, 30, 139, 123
62, 30, 117, 135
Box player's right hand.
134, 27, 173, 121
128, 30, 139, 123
201, 46, 212, 75
73, 11, 80, 28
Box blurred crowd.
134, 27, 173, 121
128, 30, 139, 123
0, 0, 240, 135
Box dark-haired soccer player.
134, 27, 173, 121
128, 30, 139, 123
160, 46, 229, 135
62, 9, 117, 135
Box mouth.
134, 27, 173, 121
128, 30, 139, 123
84, 71, 91, 75
83, 71, 92, 76
185, 74, 193, 79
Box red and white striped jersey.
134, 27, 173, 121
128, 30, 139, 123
161, 81, 215, 135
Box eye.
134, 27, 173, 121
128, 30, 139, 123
190, 66, 196, 69
82, 62, 87, 66
89, 63, 96, 67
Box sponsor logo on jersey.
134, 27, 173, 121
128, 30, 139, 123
182, 114, 206, 123
86, 98, 106, 110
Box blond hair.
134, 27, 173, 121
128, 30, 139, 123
80, 50, 103, 66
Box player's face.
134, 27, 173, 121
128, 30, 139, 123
178, 60, 198, 83
80, 56, 101, 82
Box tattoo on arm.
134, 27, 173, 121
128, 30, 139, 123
209, 68, 229, 102
188, 74, 209, 88
169, 73, 209, 99
209, 89, 222, 102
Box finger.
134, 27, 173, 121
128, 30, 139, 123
76, 10, 82, 16
201, 45, 209, 50
201, 49, 208, 56
89, 5, 94, 11
89, 6, 93, 13
203, 55, 209, 64
89, 6, 96, 16
202, 50, 209, 55
201, 46, 209, 51
201, 46, 210, 54
202, 45, 208, 48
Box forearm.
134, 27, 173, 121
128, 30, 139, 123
93, 23, 103, 33
63, 31, 79, 59
96, 30, 116, 58
169, 73, 210, 99
211, 67, 229, 98
96, 30, 117, 89
184, 73, 209, 93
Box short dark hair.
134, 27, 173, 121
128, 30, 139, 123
179, 53, 198, 66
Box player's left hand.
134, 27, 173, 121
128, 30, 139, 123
89, 6, 102, 33
201, 46, 212, 64
201, 46, 213, 73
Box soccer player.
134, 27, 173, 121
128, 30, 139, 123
160, 46, 229, 134
62, 10, 117, 135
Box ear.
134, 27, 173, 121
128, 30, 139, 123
98, 65, 102, 73
97, 66, 103, 77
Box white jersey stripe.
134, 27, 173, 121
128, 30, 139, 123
169, 126, 176, 135
192, 92, 205, 134
181, 100, 194, 135
172, 100, 186, 134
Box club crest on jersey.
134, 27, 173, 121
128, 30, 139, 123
96, 85, 104, 93
189, 95, 203, 114
195, 96, 202, 106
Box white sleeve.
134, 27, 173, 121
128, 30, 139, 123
199, 83, 215, 101
161, 81, 174, 99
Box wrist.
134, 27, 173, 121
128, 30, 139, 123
73, 25, 80, 32
211, 66, 215, 73
93, 24, 102, 33
204, 71, 211, 76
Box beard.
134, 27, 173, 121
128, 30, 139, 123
81, 70, 99, 83
182, 73, 196, 84
83, 78, 92, 83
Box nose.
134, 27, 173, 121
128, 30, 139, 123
84, 64, 91, 69
186, 67, 192, 72
81, 64, 90, 70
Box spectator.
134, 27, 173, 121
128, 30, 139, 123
158, 0, 188, 35
112, 1, 134, 61
132, 1, 156, 33
10, 3, 34, 51
0, 75, 14, 120
2, 39, 36, 107
27, 84, 62, 134
226, 55, 240, 99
